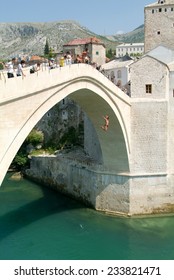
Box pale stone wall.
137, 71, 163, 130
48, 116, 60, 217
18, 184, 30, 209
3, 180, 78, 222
145, 3, 174, 52
25, 155, 174, 216
130, 100, 167, 174
129, 174, 174, 215
130, 56, 168, 98
167, 71, 174, 174
25, 155, 130, 214
91, 44, 105, 65
105, 66, 130, 87
130, 54, 169, 174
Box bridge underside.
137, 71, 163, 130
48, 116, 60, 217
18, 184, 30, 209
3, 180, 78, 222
0, 67, 131, 186
70, 89, 129, 173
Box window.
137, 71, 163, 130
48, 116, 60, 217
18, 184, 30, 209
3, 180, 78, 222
96, 51, 99, 55
146, 84, 152, 94
117, 70, 121, 79
157, 31, 161, 34
171, 7, 173, 11
159, 8, 162, 12
173, 89, 174, 97
152, 9, 154, 13
110, 71, 115, 83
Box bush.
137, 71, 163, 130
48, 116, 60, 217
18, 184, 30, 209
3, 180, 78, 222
13, 153, 29, 169
25, 129, 44, 145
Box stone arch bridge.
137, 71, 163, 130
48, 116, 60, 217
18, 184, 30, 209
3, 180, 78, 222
0, 64, 173, 216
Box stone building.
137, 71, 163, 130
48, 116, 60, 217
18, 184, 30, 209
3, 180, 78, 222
63, 37, 106, 66
144, 0, 174, 53
130, 45, 174, 175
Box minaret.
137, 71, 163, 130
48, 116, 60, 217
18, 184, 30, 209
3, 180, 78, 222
144, 0, 174, 53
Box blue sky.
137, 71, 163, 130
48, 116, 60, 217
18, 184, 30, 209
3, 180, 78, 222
1, 0, 153, 35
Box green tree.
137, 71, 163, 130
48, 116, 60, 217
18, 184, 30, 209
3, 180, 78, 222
48, 47, 54, 59
44, 39, 49, 56
106, 48, 115, 59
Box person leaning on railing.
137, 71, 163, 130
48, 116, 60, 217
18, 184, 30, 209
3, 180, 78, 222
30, 62, 41, 74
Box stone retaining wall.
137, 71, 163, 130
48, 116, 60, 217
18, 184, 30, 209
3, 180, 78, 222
25, 154, 174, 217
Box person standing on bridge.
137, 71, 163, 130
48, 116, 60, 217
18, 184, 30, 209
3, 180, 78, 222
6, 57, 16, 78
101, 115, 109, 131
16, 60, 26, 77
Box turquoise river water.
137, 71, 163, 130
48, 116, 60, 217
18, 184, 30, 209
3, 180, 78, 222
0, 173, 174, 260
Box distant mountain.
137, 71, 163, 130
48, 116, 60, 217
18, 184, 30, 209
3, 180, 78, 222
106, 25, 144, 43
0, 21, 144, 59
0, 20, 117, 59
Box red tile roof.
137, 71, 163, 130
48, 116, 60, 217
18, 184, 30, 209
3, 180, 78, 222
30, 55, 43, 61
64, 37, 102, 46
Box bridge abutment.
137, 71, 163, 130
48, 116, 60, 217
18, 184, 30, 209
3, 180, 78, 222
24, 155, 174, 216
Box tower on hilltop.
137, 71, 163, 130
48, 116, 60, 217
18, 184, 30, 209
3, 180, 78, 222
144, 0, 174, 53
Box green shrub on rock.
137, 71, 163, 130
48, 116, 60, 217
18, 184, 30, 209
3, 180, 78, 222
26, 129, 44, 146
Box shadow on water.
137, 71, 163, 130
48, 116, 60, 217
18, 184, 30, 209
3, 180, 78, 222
0, 174, 84, 242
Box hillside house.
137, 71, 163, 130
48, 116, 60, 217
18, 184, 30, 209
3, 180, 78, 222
63, 37, 106, 66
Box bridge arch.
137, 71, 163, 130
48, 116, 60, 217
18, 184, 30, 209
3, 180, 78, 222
0, 64, 131, 185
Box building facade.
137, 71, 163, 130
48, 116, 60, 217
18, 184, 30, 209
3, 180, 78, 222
144, 0, 174, 53
102, 56, 133, 94
130, 45, 174, 175
116, 43, 144, 57
63, 37, 106, 66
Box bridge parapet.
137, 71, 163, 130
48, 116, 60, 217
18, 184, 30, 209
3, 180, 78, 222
0, 64, 130, 105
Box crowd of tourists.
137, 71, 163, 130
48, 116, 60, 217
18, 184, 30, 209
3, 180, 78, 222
0, 49, 105, 79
